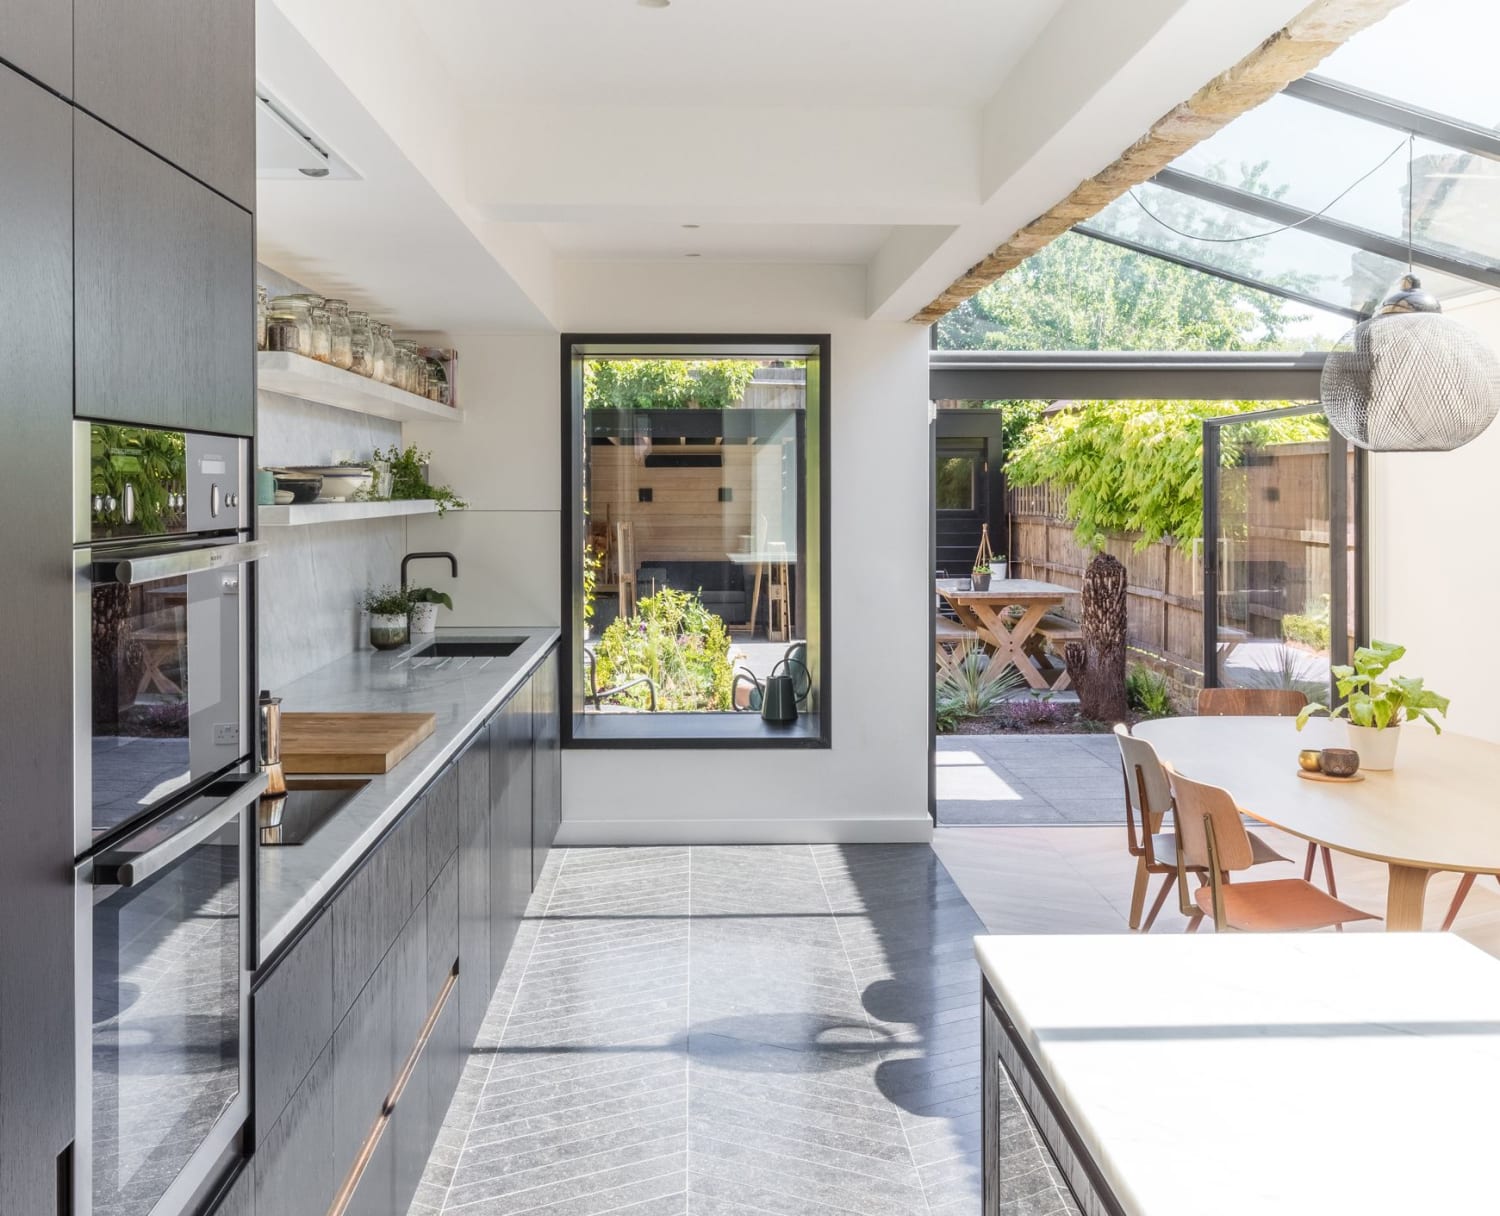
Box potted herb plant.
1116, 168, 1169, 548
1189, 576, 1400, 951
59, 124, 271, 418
991, 554, 1008, 581
971, 563, 991, 592
363, 585, 413, 650
1296, 640, 1448, 770
408, 588, 453, 635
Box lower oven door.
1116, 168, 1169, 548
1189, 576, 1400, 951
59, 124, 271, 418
75, 770, 266, 1216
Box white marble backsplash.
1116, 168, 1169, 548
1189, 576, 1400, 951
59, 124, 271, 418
257, 516, 406, 690
257, 391, 401, 468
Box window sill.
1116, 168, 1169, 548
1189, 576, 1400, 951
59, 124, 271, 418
568, 712, 826, 750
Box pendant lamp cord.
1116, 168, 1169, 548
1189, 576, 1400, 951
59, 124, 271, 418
1126, 136, 1410, 244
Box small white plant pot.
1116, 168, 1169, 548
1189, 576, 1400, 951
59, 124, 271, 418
410, 602, 440, 634
992, 562, 1007, 581
369, 613, 409, 650
1346, 723, 1400, 770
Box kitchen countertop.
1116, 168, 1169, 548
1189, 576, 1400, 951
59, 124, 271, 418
976, 933, 1500, 1215
257, 626, 559, 959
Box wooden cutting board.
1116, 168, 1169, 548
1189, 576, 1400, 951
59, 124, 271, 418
280, 712, 437, 774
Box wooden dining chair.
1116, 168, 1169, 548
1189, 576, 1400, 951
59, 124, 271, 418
1166, 766, 1378, 933
1195, 686, 1339, 896
1114, 725, 1288, 932
615, 520, 638, 619
766, 540, 791, 642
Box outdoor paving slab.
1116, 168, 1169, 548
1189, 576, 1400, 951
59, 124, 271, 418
936, 734, 1125, 826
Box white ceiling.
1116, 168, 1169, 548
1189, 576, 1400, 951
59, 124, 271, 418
259, 0, 1321, 330
417, 0, 1065, 108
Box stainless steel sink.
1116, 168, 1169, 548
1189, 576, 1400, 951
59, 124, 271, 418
411, 639, 522, 658
259, 778, 369, 846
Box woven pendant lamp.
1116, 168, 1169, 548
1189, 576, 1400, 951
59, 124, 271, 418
1321, 275, 1500, 451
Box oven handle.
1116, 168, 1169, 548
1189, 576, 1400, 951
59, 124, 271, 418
94, 771, 268, 887
93, 539, 268, 588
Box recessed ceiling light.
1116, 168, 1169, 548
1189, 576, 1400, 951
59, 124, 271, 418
682, 223, 700, 229
638, 0, 670, 7
685, 252, 701, 258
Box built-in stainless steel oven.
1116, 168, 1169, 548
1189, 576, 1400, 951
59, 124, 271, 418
72, 421, 265, 1216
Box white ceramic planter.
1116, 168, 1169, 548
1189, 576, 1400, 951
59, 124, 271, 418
1346, 722, 1401, 770
410, 601, 440, 634
992, 562, 1008, 581
369, 612, 409, 650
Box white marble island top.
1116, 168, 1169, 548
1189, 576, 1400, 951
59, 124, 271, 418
976, 933, 1500, 1215
257, 626, 559, 957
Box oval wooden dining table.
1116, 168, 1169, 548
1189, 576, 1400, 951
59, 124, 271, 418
1133, 715, 1500, 930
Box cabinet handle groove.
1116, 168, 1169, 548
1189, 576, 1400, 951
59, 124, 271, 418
326, 964, 459, 1216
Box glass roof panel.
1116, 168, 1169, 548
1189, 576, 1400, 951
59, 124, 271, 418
1078, 179, 1488, 317
1314, 0, 1500, 131
1172, 93, 1500, 265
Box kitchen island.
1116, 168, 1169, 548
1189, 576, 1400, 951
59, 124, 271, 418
976, 933, 1500, 1215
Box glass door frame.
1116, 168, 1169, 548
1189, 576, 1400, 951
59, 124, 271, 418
1201, 404, 1367, 690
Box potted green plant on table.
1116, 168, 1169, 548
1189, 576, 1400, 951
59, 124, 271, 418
1296, 640, 1448, 770
363, 585, 413, 650
971, 563, 992, 592
991, 554, 1008, 581
408, 588, 453, 635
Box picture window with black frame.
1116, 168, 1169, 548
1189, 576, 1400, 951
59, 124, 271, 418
562, 337, 829, 747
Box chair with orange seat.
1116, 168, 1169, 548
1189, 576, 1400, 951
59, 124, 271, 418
1114, 725, 1288, 932
1166, 766, 1377, 933
1196, 686, 1339, 896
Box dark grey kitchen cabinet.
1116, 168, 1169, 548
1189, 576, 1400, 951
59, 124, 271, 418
425, 761, 460, 889
73, 0, 254, 208
331, 798, 426, 1024
428, 852, 460, 1002
332, 941, 395, 1176
74, 112, 254, 435
252, 913, 334, 1145
0, 0, 71, 96
0, 64, 75, 1216
532, 650, 562, 883
488, 683, 532, 980
253, 1045, 336, 1216
456, 728, 493, 1047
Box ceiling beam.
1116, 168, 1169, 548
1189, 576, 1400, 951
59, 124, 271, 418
1150, 166, 1500, 290
1283, 76, 1500, 162
910, 0, 1410, 324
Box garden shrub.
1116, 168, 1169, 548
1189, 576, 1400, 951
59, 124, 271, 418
593, 587, 733, 710
584, 359, 758, 410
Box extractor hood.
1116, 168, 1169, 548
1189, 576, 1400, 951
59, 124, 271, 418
255, 90, 359, 181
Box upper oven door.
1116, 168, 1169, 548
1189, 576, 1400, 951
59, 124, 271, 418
78, 538, 266, 851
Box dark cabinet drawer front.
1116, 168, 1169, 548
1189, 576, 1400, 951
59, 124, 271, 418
252, 914, 333, 1144
427, 852, 459, 1002
73, 0, 253, 208
425, 762, 459, 889
74, 113, 253, 435
253, 1046, 334, 1216
332, 804, 427, 1022
457, 731, 492, 1046
332, 948, 395, 1178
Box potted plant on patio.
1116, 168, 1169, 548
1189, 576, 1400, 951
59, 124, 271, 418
407, 587, 453, 634
971, 563, 992, 592
1295, 640, 1448, 770
991, 554, 1008, 581
362, 585, 413, 650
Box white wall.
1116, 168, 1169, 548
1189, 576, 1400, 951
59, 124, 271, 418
1369, 295, 1500, 742
412, 261, 934, 844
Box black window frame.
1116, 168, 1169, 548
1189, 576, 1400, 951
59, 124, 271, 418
560, 333, 832, 750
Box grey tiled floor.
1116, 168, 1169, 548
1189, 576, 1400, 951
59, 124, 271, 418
412, 844, 1069, 1215
936, 736, 1124, 826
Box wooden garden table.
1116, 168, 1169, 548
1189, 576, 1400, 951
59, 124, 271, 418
936, 577, 1070, 690
1135, 715, 1500, 930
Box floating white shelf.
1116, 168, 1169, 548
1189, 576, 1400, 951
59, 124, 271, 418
257, 351, 464, 425
257, 499, 441, 528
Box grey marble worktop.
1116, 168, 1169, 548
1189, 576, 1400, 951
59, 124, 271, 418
256, 626, 560, 959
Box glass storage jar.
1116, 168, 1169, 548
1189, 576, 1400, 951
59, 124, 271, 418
307, 305, 332, 363
348, 311, 374, 377
255, 284, 268, 351
268, 295, 314, 357
425, 359, 447, 402
324, 299, 353, 370
375, 323, 395, 384
394, 340, 420, 393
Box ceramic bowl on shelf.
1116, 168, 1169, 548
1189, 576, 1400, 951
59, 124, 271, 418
270, 470, 322, 503
273, 489, 295, 505
285, 465, 374, 502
